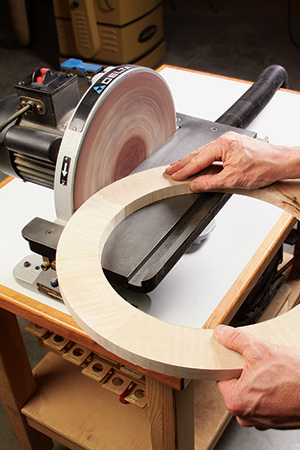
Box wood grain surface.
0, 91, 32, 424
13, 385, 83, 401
56, 165, 300, 380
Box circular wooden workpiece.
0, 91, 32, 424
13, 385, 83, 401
56, 166, 300, 380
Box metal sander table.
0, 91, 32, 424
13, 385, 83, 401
1, 66, 300, 450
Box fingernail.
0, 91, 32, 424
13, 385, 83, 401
190, 182, 200, 191
165, 165, 174, 173
170, 158, 184, 168
165, 163, 176, 171
214, 325, 226, 337
215, 325, 225, 334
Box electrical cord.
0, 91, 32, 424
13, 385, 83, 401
0, 103, 31, 134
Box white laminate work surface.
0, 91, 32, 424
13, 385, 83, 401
159, 66, 300, 147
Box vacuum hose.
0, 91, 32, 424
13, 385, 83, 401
216, 65, 288, 129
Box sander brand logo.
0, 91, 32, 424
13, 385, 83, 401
93, 85, 105, 95
93, 66, 132, 95
69, 65, 134, 133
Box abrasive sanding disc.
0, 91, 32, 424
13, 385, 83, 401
54, 66, 176, 222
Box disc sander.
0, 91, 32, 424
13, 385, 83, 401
54, 66, 176, 222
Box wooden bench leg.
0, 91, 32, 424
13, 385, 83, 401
0, 308, 52, 450
174, 380, 194, 450
146, 376, 194, 450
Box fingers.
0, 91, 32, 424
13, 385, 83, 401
164, 155, 194, 176
236, 416, 255, 427
165, 141, 221, 181
169, 163, 237, 192
190, 169, 232, 191
216, 378, 238, 405
255, 425, 269, 431
214, 325, 257, 359
237, 417, 269, 430
165, 131, 270, 190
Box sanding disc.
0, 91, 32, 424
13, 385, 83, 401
54, 66, 176, 222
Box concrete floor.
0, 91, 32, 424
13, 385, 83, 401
1, 0, 300, 448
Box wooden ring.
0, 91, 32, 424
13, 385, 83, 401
56, 166, 300, 380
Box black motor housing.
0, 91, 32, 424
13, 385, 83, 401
0, 69, 80, 188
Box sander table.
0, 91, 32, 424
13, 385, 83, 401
0, 65, 299, 450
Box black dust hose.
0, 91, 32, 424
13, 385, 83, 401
216, 65, 288, 129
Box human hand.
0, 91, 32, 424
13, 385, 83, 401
165, 131, 292, 191
214, 324, 300, 429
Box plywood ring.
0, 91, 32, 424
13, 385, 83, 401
56, 166, 300, 380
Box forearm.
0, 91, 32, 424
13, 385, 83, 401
278, 145, 300, 180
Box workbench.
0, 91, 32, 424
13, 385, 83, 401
1, 65, 300, 450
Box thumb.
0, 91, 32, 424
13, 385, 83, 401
214, 325, 254, 359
